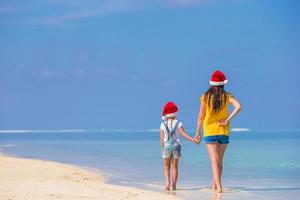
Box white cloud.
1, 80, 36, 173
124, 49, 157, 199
96, 66, 116, 76
164, 79, 176, 86
0, 0, 217, 25
39, 69, 58, 79
37, 67, 118, 79
35, 0, 137, 25
0, 4, 21, 14
73, 68, 87, 77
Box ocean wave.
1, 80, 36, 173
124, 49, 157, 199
0, 129, 85, 133
0, 144, 17, 148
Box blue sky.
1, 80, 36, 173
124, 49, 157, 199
0, 0, 299, 130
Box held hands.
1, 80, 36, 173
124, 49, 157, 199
193, 137, 201, 145
193, 134, 201, 145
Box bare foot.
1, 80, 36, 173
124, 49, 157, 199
216, 187, 222, 193
211, 181, 218, 191
172, 184, 176, 191
212, 184, 217, 191
165, 185, 170, 191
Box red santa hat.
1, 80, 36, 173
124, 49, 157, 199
162, 101, 178, 121
209, 70, 228, 86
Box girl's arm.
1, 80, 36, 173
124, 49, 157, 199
195, 99, 206, 140
178, 127, 198, 143
220, 96, 242, 126
160, 130, 164, 145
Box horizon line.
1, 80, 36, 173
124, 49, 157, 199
0, 128, 300, 134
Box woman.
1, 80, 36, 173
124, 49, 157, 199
195, 70, 242, 193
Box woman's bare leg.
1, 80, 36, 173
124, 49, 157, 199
206, 143, 222, 193
212, 175, 216, 190
164, 158, 171, 190
171, 159, 179, 190
218, 144, 228, 185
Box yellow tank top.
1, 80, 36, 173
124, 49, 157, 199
201, 94, 231, 137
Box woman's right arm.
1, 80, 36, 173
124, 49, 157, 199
221, 96, 242, 126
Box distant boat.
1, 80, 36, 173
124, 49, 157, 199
231, 128, 250, 132
148, 129, 160, 132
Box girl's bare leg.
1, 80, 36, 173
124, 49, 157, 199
206, 143, 222, 193
171, 159, 179, 190
164, 158, 171, 190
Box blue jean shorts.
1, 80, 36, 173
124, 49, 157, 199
161, 142, 181, 159
204, 135, 229, 144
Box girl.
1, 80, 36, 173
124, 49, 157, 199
195, 70, 242, 193
160, 101, 199, 191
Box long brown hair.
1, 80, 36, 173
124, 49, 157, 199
204, 86, 230, 114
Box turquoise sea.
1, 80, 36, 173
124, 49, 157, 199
1, 130, 300, 200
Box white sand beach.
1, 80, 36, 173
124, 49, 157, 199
0, 155, 180, 200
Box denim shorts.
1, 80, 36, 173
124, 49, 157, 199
161, 142, 181, 159
204, 135, 229, 144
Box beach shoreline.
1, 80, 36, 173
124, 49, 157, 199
0, 154, 181, 200
1, 130, 298, 200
